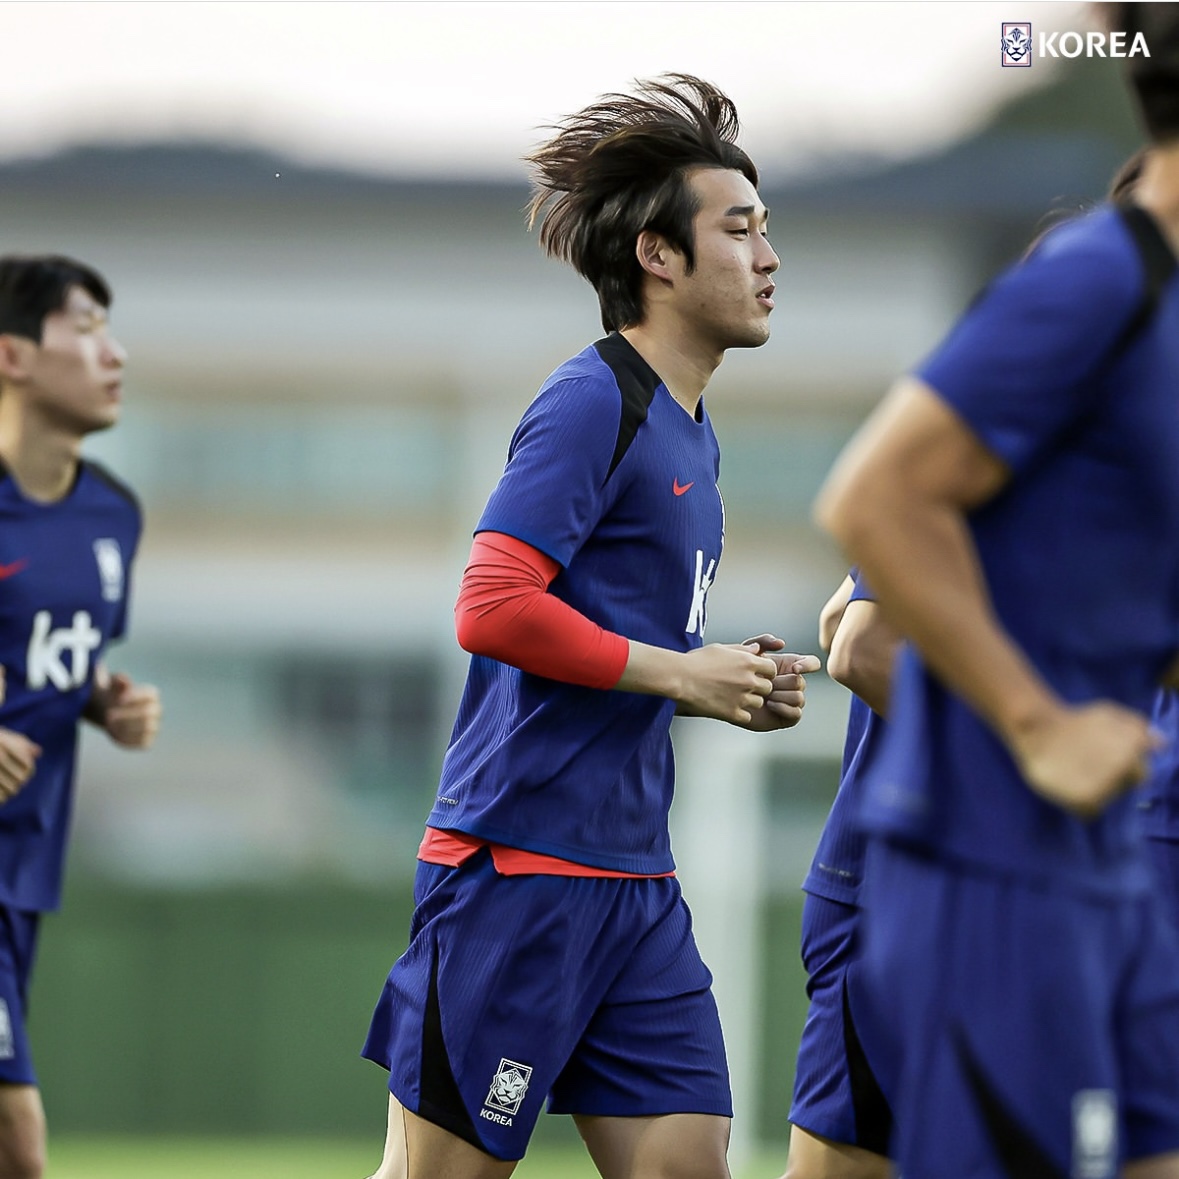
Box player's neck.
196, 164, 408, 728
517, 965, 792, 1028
620, 322, 719, 418
0, 414, 82, 503
1135, 143, 1179, 255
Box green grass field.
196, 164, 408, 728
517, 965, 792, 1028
46, 1137, 786, 1178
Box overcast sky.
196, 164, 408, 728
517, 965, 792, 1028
3, 1, 1088, 179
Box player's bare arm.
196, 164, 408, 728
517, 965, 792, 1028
617, 639, 778, 725
826, 600, 899, 718
815, 376, 1156, 816
818, 575, 854, 652
83, 663, 162, 749
0, 728, 41, 801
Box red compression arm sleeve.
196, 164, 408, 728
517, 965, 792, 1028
454, 532, 630, 690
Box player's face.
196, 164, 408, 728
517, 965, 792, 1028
26, 285, 127, 436
675, 167, 779, 351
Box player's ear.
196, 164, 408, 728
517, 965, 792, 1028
0, 334, 34, 384
635, 230, 677, 282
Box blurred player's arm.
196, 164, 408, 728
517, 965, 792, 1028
818, 575, 854, 652
83, 662, 162, 749
815, 376, 1158, 816
0, 666, 39, 800
455, 531, 785, 725
827, 598, 898, 718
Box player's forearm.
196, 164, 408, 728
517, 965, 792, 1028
615, 640, 689, 702
827, 629, 894, 716
821, 490, 1060, 749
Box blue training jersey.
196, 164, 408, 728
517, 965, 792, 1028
1139, 688, 1179, 840
803, 571, 886, 906
0, 458, 141, 911
427, 333, 725, 874
860, 204, 1179, 897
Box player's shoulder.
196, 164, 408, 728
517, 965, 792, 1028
1027, 204, 1158, 304
530, 337, 637, 418
79, 458, 142, 518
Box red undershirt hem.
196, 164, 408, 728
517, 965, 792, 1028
418, 827, 675, 878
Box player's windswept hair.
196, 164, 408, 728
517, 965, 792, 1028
0, 255, 111, 343
525, 74, 758, 333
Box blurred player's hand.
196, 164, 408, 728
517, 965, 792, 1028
0, 727, 41, 801
1012, 700, 1160, 818
734, 636, 822, 731
676, 642, 778, 724
100, 673, 162, 750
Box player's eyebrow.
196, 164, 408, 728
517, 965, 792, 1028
724, 204, 757, 218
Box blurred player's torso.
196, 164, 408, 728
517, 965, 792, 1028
862, 204, 1179, 894
0, 458, 140, 910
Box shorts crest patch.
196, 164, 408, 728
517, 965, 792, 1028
485, 1058, 532, 1115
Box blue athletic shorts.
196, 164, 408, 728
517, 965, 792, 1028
860, 840, 1179, 1179
788, 892, 892, 1155
361, 849, 731, 1161
1143, 836, 1179, 933
0, 906, 40, 1086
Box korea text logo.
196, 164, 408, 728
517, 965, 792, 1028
1002, 21, 1150, 65
1002, 22, 1032, 67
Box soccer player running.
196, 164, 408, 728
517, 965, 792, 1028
361, 75, 821, 1179
0, 256, 161, 1179
781, 570, 897, 1179
782, 142, 1164, 1179
812, 5, 1179, 1177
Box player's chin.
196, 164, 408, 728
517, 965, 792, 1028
727, 319, 772, 350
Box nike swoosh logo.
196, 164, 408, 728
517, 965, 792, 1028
673, 479, 694, 497
0, 559, 28, 580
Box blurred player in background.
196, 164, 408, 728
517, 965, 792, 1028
813, 4, 1179, 1176
0, 255, 161, 1179
782, 142, 1160, 1179
781, 570, 897, 1179
361, 74, 820, 1179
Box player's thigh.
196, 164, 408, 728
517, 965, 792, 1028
862, 842, 1127, 1179
368, 1094, 518, 1179
549, 884, 730, 1123
781, 1124, 892, 1179
574, 1111, 729, 1179
0, 1084, 45, 1179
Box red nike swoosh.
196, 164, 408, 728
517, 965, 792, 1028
0, 559, 27, 580
673, 479, 694, 496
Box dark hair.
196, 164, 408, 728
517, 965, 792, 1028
0, 255, 111, 343
1098, 4, 1179, 144
1108, 146, 1149, 201
525, 74, 758, 332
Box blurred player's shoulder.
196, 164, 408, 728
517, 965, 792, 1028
79, 458, 141, 516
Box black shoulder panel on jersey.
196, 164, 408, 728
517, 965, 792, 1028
592, 332, 662, 483
1114, 203, 1178, 351
82, 459, 142, 515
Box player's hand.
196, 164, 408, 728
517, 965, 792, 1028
0, 727, 41, 802
101, 673, 162, 750
732, 637, 822, 731
676, 642, 778, 724
1011, 700, 1159, 818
